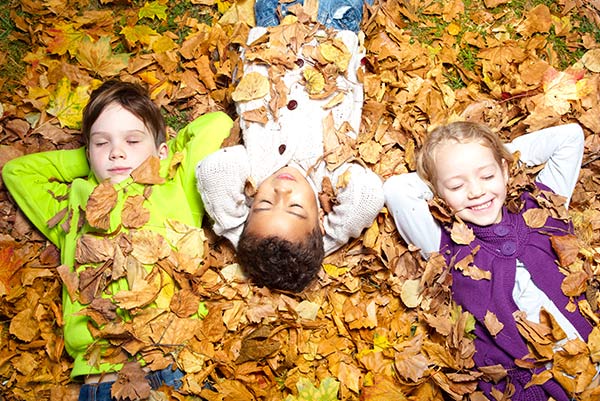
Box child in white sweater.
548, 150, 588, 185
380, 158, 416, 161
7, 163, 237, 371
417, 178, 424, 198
196, 11, 383, 292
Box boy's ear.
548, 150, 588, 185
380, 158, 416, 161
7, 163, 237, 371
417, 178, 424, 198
158, 143, 168, 160
318, 208, 325, 235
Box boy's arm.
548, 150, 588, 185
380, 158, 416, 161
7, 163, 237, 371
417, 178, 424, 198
322, 164, 384, 255
195, 145, 251, 248
383, 172, 441, 259
505, 123, 584, 205
2, 148, 90, 246
172, 111, 234, 223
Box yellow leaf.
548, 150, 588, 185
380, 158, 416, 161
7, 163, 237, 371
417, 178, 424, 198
46, 23, 88, 56
303, 67, 325, 95
120, 25, 157, 47
151, 34, 177, 53
447, 23, 461, 36
323, 263, 349, 278
231, 72, 269, 102
46, 78, 90, 129
319, 39, 350, 72
76, 36, 129, 78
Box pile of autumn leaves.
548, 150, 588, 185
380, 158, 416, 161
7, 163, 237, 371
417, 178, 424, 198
2, 0, 600, 400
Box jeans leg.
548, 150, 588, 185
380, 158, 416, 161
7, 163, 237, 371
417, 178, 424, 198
317, 0, 372, 32
78, 382, 113, 401
255, 0, 306, 27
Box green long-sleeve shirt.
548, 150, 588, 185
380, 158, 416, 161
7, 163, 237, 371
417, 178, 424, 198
2, 111, 233, 378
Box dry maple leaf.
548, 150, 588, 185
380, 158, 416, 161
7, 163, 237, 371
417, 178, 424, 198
85, 181, 118, 230
76, 36, 129, 77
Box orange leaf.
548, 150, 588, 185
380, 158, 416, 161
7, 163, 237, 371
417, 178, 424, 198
131, 156, 165, 185
85, 181, 118, 230
550, 234, 580, 266
121, 195, 150, 229
450, 221, 475, 245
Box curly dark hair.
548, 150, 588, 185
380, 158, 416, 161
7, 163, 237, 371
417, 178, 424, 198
237, 224, 325, 293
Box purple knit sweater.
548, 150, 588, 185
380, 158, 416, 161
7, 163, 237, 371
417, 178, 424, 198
440, 183, 592, 400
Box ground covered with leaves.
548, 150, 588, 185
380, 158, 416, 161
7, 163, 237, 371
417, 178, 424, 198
1, 0, 600, 400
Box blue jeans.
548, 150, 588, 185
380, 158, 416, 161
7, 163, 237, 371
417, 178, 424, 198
78, 366, 184, 401
255, 0, 373, 33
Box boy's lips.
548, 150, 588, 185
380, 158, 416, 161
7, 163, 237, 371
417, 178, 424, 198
276, 173, 296, 181
109, 167, 131, 174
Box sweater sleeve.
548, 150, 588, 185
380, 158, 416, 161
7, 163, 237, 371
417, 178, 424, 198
2, 148, 90, 247
170, 111, 233, 224
505, 123, 584, 206
322, 163, 384, 255
383, 172, 441, 258
195, 145, 251, 247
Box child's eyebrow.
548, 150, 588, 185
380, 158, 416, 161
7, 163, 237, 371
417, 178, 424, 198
252, 208, 307, 219
90, 129, 147, 136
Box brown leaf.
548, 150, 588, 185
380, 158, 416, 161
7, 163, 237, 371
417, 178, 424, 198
85, 181, 118, 230
235, 326, 280, 364
550, 234, 580, 267
561, 271, 589, 297
483, 310, 504, 336
522, 207, 549, 228
75, 234, 115, 264
131, 156, 165, 185
111, 361, 151, 401
450, 221, 475, 245
170, 289, 201, 318
121, 195, 150, 229
318, 176, 338, 214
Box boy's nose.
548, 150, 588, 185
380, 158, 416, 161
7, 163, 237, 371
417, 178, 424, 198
109, 147, 125, 160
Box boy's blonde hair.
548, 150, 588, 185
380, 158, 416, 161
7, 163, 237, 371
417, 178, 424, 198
416, 121, 513, 192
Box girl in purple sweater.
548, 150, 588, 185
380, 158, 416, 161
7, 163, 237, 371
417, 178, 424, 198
384, 121, 597, 400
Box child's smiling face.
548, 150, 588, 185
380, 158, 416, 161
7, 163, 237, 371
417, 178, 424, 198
87, 102, 168, 184
434, 140, 509, 226
246, 166, 324, 241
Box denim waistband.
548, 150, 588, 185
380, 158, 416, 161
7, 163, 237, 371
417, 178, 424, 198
78, 366, 184, 401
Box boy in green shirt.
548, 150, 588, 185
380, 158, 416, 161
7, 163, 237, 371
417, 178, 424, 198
2, 80, 233, 400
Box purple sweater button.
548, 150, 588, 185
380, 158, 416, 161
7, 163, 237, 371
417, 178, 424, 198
493, 225, 510, 237
500, 241, 517, 256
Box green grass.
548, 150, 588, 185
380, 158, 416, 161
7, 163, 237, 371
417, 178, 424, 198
574, 14, 600, 43
164, 108, 190, 133
0, 0, 27, 94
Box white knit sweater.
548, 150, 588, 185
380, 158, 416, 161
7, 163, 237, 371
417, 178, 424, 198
196, 26, 384, 254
